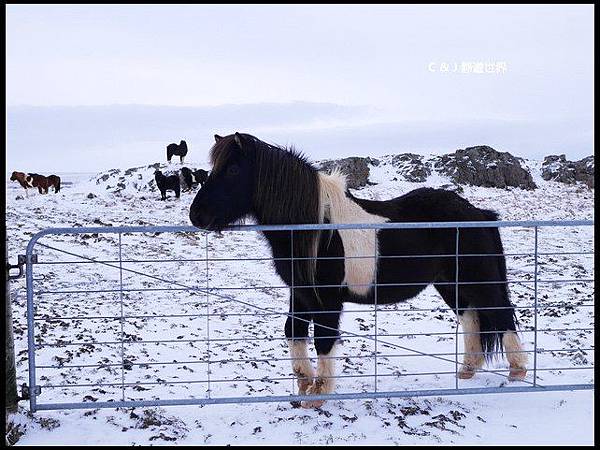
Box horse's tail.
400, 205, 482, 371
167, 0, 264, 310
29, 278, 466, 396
477, 315, 503, 362
55, 176, 61, 193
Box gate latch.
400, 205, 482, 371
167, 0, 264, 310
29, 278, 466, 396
6, 254, 36, 280
20, 383, 42, 400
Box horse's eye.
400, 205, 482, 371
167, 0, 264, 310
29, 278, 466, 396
227, 165, 240, 177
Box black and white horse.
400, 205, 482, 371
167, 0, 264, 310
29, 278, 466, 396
181, 167, 209, 191
167, 140, 188, 163
189, 132, 527, 408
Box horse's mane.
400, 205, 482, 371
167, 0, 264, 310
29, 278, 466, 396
210, 133, 322, 290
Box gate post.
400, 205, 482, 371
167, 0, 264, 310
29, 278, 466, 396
5, 243, 18, 413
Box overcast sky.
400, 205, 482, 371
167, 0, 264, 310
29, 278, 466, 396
6, 4, 594, 172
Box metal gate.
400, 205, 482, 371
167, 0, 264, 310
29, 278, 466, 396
18, 220, 594, 411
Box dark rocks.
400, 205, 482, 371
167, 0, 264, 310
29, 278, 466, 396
317, 157, 373, 189
96, 169, 120, 184
390, 153, 432, 182
432, 146, 537, 190
87, 193, 97, 199
438, 183, 464, 194
541, 154, 594, 189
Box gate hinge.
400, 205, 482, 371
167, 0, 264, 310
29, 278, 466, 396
20, 383, 41, 400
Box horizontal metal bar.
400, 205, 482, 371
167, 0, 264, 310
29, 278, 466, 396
31, 250, 597, 265
36, 365, 596, 390
35, 277, 595, 296
34, 326, 595, 348
32, 302, 596, 322
35, 346, 594, 370
32, 384, 595, 412
25, 220, 595, 245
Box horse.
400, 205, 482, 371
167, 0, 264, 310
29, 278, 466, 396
10, 171, 33, 196
47, 174, 61, 193
167, 140, 188, 163
192, 168, 209, 187
189, 132, 527, 409
180, 167, 195, 192
181, 167, 210, 192
10, 171, 59, 195
154, 169, 181, 200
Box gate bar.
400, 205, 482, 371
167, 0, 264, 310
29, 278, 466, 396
32, 384, 594, 411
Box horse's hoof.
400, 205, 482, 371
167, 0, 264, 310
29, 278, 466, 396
508, 368, 527, 381
457, 368, 476, 379
301, 399, 324, 409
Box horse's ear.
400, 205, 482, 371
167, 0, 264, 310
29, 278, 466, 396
214, 134, 223, 142
234, 132, 243, 148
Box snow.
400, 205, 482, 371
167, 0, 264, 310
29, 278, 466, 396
5, 154, 594, 445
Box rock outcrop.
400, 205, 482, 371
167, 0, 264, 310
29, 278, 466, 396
390, 153, 432, 183
541, 154, 594, 189
317, 157, 378, 189
432, 146, 537, 190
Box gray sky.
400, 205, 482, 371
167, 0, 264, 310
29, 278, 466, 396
6, 4, 594, 172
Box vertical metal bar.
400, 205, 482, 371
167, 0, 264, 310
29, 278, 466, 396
455, 227, 460, 389
119, 233, 125, 402
373, 228, 378, 393
290, 230, 295, 394
6, 243, 18, 413
205, 233, 211, 398
533, 226, 538, 387
26, 246, 37, 412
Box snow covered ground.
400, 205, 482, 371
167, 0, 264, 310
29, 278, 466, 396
5, 157, 594, 445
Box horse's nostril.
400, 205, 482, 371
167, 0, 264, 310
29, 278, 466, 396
190, 206, 209, 228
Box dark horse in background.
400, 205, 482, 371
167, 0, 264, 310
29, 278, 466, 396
10, 171, 61, 195
189, 133, 527, 408
167, 140, 188, 163
154, 169, 181, 200
180, 167, 209, 191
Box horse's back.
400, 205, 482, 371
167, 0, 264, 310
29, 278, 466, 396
356, 187, 491, 223
351, 187, 505, 290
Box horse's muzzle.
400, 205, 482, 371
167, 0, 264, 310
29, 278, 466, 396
189, 208, 217, 231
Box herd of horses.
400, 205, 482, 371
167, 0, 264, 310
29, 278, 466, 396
10, 140, 208, 201
10, 171, 61, 196
10, 133, 529, 410
154, 167, 209, 200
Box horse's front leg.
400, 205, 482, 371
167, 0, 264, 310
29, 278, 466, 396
302, 308, 341, 409
284, 297, 314, 395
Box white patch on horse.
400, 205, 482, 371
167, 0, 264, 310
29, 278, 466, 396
458, 309, 484, 378
25, 176, 35, 188
287, 339, 314, 393
302, 342, 338, 408
318, 170, 388, 296
503, 330, 528, 378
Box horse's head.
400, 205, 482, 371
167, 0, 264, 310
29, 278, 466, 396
189, 133, 255, 231
10, 171, 23, 182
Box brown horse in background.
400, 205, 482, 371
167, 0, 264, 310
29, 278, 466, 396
47, 175, 61, 193
10, 171, 61, 195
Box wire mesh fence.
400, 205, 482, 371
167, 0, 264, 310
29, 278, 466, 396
18, 220, 594, 412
